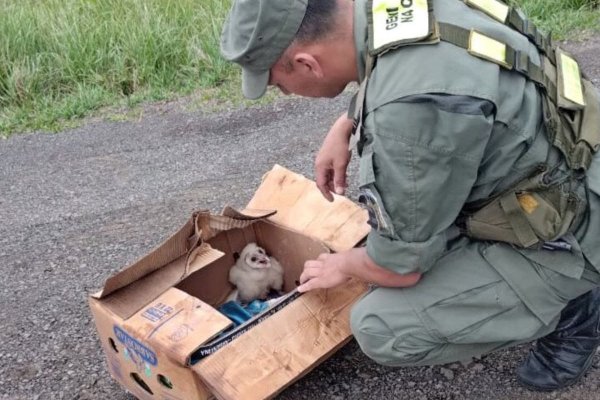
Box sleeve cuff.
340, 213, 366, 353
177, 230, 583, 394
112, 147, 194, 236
365, 229, 449, 275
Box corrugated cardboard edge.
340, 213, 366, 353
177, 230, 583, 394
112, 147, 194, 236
246, 164, 370, 252
193, 208, 277, 243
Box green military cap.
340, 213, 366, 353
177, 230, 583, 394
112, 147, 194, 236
220, 0, 308, 99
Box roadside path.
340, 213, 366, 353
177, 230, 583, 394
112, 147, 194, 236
1, 36, 599, 400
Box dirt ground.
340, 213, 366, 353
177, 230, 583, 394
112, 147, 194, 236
0, 35, 599, 400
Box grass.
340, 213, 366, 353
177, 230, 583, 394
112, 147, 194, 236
513, 0, 600, 38
0, 0, 599, 137
0, 0, 236, 136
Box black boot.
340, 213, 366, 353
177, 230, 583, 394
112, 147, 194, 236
517, 288, 600, 391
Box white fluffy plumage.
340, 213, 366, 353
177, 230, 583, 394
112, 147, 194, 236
228, 243, 284, 303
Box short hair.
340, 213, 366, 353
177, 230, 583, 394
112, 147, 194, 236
294, 0, 338, 43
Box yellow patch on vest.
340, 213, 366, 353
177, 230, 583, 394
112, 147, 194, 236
560, 53, 586, 106
518, 193, 539, 215
465, 0, 510, 23
468, 30, 511, 69
372, 0, 430, 51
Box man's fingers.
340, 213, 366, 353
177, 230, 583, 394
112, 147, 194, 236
305, 259, 323, 269
333, 157, 349, 195
297, 279, 316, 293
299, 269, 310, 285
299, 271, 317, 287
297, 265, 322, 292
300, 259, 326, 285
315, 166, 334, 202
334, 185, 346, 195
317, 253, 329, 261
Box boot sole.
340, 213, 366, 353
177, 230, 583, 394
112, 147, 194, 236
516, 348, 598, 392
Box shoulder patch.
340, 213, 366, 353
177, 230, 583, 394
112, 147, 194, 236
369, 0, 434, 55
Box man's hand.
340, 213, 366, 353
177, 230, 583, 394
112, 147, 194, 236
315, 113, 354, 202
297, 247, 422, 292
298, 252, 352, 292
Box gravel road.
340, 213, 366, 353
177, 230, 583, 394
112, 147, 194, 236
1, 37, 599, 400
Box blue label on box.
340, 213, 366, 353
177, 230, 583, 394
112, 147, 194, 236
113, 325, 158, 366
141, 302, 174, 323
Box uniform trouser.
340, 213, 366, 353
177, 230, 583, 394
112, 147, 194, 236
350, 239, 600, 367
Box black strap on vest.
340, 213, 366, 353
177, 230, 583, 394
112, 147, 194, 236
465, 0, 555, 63
507, 8, 554, 62
436, 22, 558, 103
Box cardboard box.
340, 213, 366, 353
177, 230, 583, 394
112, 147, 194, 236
89, 165, 370, 400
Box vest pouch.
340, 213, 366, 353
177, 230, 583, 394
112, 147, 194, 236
543, 48, 600, 171
464, 174, 583, 248
464, 197, 522, 245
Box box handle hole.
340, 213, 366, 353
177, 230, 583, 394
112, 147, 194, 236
130, 372, 153, 395
158, 374, 173, 389
108, 338, 119, 353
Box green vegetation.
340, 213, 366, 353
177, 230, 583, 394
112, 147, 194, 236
513, 0, 600, 38
0, 0, 599, 136
0, 0, 236, 136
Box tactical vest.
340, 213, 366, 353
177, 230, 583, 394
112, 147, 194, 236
351, 0, 600, 249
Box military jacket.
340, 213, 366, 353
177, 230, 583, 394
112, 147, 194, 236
353, 0, 600, 323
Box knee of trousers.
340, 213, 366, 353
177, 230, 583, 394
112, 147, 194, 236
350, 290, 435, 367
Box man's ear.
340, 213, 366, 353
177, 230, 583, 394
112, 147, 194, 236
293, 53, 323, 78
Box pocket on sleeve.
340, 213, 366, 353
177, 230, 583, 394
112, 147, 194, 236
358, 149, 397, 239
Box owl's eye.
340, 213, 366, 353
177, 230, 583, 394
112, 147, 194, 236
251, 257, 257, 262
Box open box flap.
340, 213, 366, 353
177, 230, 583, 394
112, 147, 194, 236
92, 216, 196, 300
92, 210, 277, 319
95, 244, 226, 319
192, 209, 277, 243
245, 165, 370, 252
